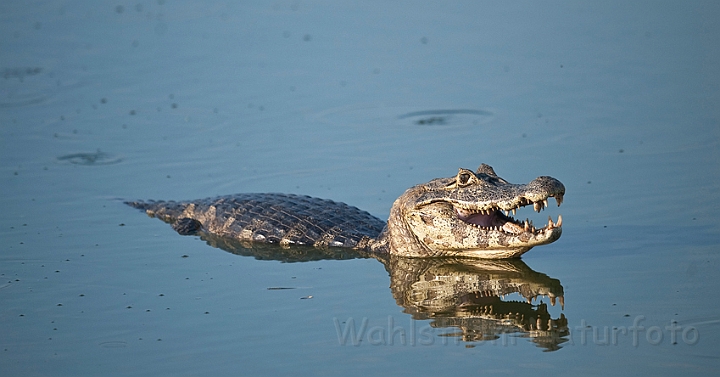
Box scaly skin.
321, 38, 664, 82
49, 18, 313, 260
372, 164, 565, 258
126, 164, 565, 259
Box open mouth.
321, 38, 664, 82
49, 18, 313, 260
458, 290, 565, 310
454, 195, 563, 235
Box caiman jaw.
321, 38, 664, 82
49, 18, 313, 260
454, 194, 563, 236
387, 164, 566, 258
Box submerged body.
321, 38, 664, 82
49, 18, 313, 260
127, 164, 565, 258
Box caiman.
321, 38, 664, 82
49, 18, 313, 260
126, 164, 565, 259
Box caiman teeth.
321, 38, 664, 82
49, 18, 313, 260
524, 195, 564, 213
544, 215, 563, 230
455, 201, 562, 235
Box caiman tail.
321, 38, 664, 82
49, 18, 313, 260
125, 193, 387, 246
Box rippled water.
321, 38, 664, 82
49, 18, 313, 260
2, 1, 719, 376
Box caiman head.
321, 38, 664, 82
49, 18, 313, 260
380, 163, 565, 258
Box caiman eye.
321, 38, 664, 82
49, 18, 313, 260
456, 168, 477, 187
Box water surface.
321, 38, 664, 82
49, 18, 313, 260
1, 1, 719, 376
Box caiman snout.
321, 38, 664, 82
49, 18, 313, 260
525, 176, 565, 205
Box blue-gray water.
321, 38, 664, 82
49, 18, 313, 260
1, 1, 719, 376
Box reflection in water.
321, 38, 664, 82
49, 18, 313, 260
57, 150, 123, 166
383, 256, 567, 351
312, 105, 494, 128
3, 67, 42, 80
199, 233, 568, 351
0, 67, 48, 108
397, 109, 494, 127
